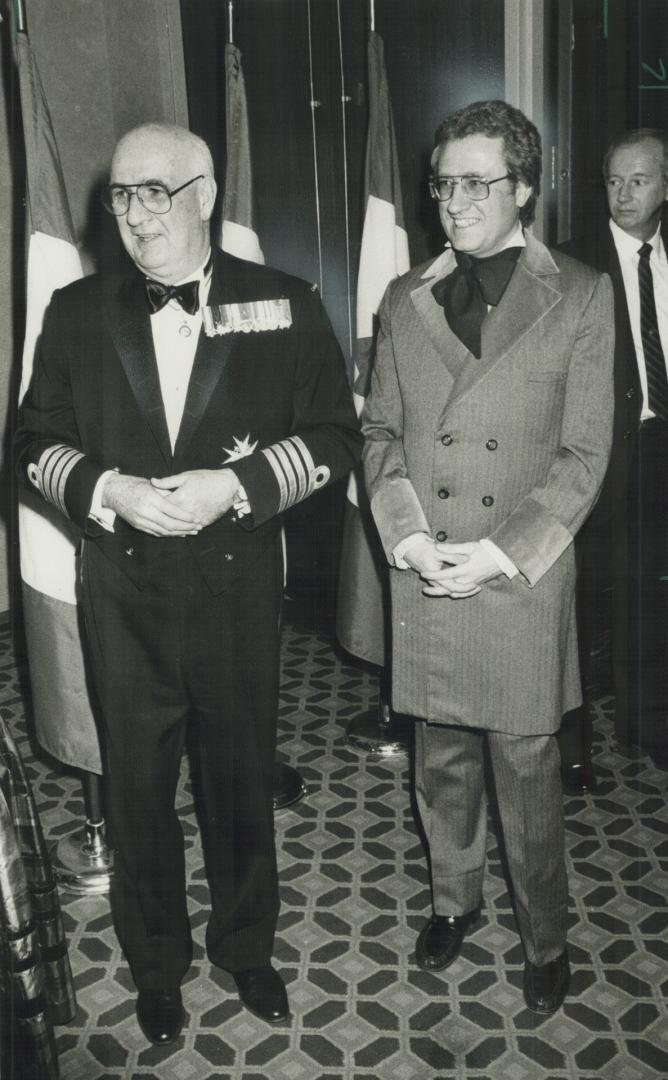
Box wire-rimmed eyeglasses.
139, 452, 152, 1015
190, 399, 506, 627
428, 174, 512, 202
101, 174, 204, 216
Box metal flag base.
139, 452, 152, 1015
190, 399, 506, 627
51, 817, 114, 895
273, 761, 306, 810
345, 700, 409, 757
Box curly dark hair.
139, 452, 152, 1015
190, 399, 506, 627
431, 100, 542, 227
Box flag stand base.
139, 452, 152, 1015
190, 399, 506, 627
273, 761, 306, 810
51, 818, 114, 895
345, 700, 409, 757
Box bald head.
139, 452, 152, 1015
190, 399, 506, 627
112, 124, 215, 183
110, 123, 217, 283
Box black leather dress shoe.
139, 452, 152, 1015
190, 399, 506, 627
233, 966, 289, 1024
523, 950, 570, 1014
562, 761, 598, 795
415, 909, 479, 971
136, 988, 184, 1045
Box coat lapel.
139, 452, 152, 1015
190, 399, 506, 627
173, 250, 236, 462
410, 236, 563, 407
477, 236, 561, 360
103, 272, 173, 465
410, 252, 470, 382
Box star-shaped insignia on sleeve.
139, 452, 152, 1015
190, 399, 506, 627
222, 434, 258, 464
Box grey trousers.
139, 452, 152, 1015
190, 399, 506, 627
414, 721, 568, 965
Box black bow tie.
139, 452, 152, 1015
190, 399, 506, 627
432, 246, 522, 357
145, 277, 200, 316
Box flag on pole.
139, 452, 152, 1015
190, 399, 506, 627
219, 42, 264, 264
15, 30, 102, 774
336, 29, 410, 665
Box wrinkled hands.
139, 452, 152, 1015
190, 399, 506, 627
102, 469, 240, 536
404, 538, 502, 598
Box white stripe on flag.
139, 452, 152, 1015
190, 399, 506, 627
19, 493, 81, 604
356, 194, 409, 341
20, 231, 82, 402
220, 220, 265, 265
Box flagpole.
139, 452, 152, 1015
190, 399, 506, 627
15, 0, 27, 32
336, 19, 410, 758
306, 0, 324, 294
50, 774, 114, 895
336, 0, 353, 359
227, 0, 234, 45
369, 0, 375, 33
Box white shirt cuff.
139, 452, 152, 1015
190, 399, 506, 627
480, 537, 518, 579
89, 470, 118, 532
393, 532, 432, 569
232, 481, 251, 519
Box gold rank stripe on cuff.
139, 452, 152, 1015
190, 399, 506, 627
28, 444, 85, 517
262, 436, 331, 513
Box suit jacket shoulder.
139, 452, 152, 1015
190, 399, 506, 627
212, 248, 320, 303
547, 245, 608, 288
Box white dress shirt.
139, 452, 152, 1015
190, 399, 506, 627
90, 252, 213, 528
609, 218, 668, 421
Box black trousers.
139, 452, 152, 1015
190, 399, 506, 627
556, 511, 611, 768
81, 538, 282, 990
614, 418, 668, 752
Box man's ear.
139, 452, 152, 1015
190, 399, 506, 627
200, 177, 218, 222
514, 181, 532, 210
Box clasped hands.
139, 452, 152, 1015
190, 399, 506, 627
404, 536, 502, 598
102, 469, 240, 537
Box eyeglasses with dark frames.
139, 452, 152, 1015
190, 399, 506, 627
101, 174, 204, 216
428, 174, 513, 202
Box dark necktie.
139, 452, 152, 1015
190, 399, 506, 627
432, 246, 522, 358
145, 276, 200, 316
637, 242, 668, 420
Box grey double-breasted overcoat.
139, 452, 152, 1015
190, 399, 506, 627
362, 234, 615, 735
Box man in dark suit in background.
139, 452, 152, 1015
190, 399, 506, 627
559, 129, 668, 791
15, 123, 361, 1045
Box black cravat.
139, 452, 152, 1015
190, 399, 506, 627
637, 242, 668, 420
432, 246, 522, 358
145, 276, 200, 316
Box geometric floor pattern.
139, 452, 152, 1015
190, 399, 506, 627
2, 601, 668, 1080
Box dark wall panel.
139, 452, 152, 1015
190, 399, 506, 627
571, 0, 668, 241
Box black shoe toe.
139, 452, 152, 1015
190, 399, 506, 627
523, 950, 570, 1014
415, 909, 479, 971
136, 988, 184, 1045
233, 966, 289, 1024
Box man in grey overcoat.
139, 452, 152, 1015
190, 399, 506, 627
362, 100, 614, 1014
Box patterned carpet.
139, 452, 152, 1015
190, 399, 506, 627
2, 600, 668, 1080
